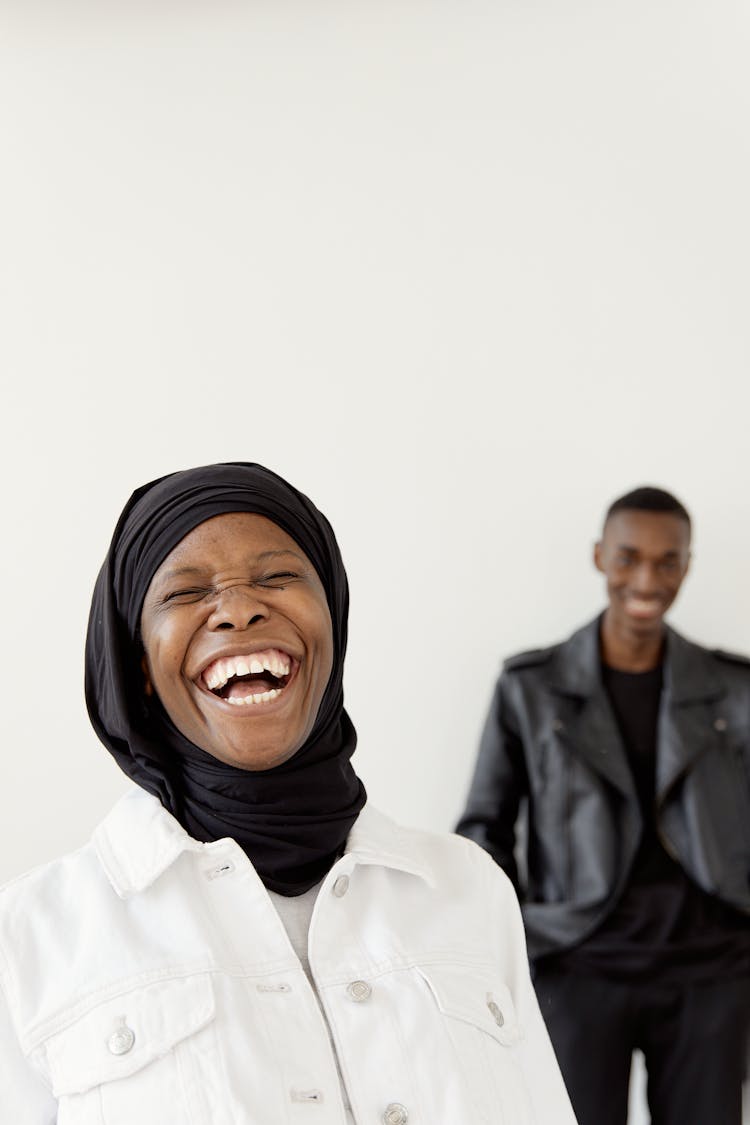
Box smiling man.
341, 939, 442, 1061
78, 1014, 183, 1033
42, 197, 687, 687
456, 486, 750, 1125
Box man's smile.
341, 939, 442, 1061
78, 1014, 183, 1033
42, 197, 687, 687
621, 595, 665, 621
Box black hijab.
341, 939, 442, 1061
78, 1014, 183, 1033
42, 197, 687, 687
85, 462, 366, 895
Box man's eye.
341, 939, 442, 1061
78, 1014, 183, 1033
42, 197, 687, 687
616, 555, 634, 566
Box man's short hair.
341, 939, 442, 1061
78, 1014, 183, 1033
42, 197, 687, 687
605, 486, 691, 531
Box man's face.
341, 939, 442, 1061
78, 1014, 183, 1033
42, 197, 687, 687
594, 509, 691, 636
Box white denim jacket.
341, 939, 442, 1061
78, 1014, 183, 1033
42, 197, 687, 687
0, 789, 576, 1124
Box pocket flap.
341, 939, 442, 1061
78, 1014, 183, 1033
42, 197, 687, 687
45, 974, 215, 1097
417, 964, 523, 1046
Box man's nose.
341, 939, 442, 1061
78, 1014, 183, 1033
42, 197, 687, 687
207, 585, 268, 631
631, 562, 660, 593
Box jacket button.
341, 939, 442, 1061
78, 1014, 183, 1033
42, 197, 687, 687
714, 717, 727, 732
332, 875, 350, 898
107, 1023, 135, 1056
487, 998, 505, 1027
347, 980, 372, 1002
551, 718, 564, 733
383, 1104, 409, 1125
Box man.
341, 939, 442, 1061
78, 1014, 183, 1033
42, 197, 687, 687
456, 486, 750, 1125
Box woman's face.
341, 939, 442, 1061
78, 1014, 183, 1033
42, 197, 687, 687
140, 512, 334, 771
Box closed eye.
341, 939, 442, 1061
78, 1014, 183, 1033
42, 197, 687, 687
163, 587, 211, 603
258, 571, 298, 587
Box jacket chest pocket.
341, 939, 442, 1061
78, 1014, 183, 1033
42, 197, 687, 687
417, 965, 536, 1125
44, 974, 216, 1125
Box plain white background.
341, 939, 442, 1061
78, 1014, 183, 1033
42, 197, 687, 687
1, 4, 748, 1122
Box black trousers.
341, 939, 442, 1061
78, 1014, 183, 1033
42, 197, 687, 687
533, 969, 750, 1125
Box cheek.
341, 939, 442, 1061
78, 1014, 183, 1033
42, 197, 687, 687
142, 628, 184, 695
142, 649, 169, 703
308, 605, 334, 689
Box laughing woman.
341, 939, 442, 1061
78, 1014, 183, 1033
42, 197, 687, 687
0, 463, 576, 1124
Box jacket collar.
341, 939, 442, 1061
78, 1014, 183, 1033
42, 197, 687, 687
345, 804, 438, 887
93, 788, 204, 898
662, 627, 725, 704
545, 616, 602, 697
545, 613, 724, 705
540, 614, 726, 800
94, 788, 436, 898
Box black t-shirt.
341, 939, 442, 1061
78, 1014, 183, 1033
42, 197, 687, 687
545, 663, 750, 981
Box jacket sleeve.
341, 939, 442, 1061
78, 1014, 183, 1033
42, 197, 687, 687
455, 673, 528, 893
0, 979, 57, 1123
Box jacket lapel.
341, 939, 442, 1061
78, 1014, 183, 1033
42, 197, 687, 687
545, 617, 636, 799
656, 628, 726, 798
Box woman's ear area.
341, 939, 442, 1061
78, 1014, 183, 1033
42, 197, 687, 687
141, 652, 154, 697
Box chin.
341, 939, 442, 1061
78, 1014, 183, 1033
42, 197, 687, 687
621, 611, 664, 634
213, 742, 300, 772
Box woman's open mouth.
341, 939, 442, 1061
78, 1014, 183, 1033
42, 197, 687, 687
200, 648, 294, 707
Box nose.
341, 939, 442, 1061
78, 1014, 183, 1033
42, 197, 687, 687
207, 584, 268, 631
631, 561, 660, 594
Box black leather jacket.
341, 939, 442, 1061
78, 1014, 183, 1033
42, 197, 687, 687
456, 616, 750, 960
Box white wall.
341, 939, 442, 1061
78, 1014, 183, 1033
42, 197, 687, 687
2, 5, 749, 1122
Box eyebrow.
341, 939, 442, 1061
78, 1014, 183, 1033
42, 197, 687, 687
156, 549, 306, 584
616, 545, 681, 558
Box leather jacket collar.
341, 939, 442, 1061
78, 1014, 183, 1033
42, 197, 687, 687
544, 615, 726, 706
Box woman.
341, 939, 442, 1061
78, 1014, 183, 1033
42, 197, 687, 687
0, 462, 576, 1123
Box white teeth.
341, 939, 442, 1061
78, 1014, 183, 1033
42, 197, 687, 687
205, 667, 225, 690
202, 649, 292, 692
626, 598, 661, 614
225, 688, 282, 707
